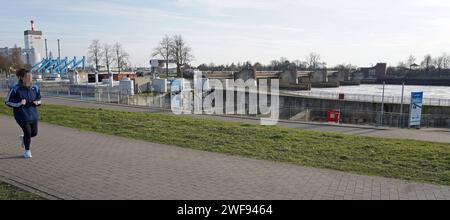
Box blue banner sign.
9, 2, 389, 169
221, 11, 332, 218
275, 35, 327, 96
409, 92, 423, 127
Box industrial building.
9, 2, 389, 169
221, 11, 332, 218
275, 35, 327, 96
150, 59, 177, 74
23, 20, 43, 65
0, 21, 44, 66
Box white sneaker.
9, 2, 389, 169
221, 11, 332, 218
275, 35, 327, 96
23, 150, 32, 159
18, 135, 24, 150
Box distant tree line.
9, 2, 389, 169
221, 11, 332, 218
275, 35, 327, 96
196, 53, 356, 72
397, 54, 450, 71
392, 53, 450, 77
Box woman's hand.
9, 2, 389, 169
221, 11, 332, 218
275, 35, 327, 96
33, 101, 41, 106
21, 99, 26, 106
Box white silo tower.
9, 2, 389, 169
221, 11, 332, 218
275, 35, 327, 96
23, 20, 43, 65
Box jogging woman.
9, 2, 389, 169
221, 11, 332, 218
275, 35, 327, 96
5, 69, 41, 159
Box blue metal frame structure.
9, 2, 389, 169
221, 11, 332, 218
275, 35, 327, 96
31, 56, 85, 77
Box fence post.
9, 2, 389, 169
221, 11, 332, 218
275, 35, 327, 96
127, 94, 130, 105
80, 91, 83, 100
399, 82, 405, 128
380, 82, 385, 127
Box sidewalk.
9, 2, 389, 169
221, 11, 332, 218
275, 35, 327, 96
0, 116, 449, 200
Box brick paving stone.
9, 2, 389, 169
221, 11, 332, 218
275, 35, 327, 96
0, 116, 449, 200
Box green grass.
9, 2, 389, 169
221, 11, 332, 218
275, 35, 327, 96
0, 182, 44, 200
0, 98, 449, 186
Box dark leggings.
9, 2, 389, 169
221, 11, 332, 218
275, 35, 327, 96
18, 122, 38, 151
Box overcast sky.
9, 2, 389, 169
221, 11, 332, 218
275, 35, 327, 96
1, 0, 449, 67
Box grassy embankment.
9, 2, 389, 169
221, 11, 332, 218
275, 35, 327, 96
0, 182, 44, 200
0, 98, 449, 185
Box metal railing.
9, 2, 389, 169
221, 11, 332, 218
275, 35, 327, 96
37, 84, 171, 110
1, 78, 449, 129
283, 90, 450, 107
280, 106, 450, 128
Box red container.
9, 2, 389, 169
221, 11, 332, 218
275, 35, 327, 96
326, 109, 341, 123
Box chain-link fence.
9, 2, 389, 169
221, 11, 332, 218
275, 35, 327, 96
0, 77, 15, 93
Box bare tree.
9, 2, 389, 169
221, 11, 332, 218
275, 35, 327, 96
292, 59, 307, 69
397, 62, 407, 68
180, 45, 194, 72
0, 55, 6, 76
434, 56, 445, 71
279, 57, 289, 64
421, 54, 433, 73
443, 53, 450, 69
11, 45, 23, 71
253, 62, 263, 71
306, 52, 321, 70
229, 63, 238, 71
113, 42, 129, 74
152, 35, 172, 77
102, 43, 113, 75
88, 40, 102, 71
170, 35, 194, 78
0, 55, 11, 77
269, 60, 280, 71
407, 55, 416, 67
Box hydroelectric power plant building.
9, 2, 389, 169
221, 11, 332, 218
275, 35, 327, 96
23, 20, 43, 65
0, 20, 43, 66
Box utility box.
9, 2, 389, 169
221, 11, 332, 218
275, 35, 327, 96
326, 109, 341, 123
152, 79, 168, 93
119, 77, 135, 96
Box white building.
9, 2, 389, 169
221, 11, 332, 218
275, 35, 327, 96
22, 20, 43, 65
150, 59, 177, 74
0, 21, 48, 68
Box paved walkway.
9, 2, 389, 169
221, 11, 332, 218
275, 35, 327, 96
43, 96, 450, 144
0, 116, 449, 200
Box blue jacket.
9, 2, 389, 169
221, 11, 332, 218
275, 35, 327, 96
5, 82, 42, 124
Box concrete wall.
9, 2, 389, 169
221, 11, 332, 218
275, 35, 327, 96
310, 70, 327, 83
280, 94, 450, 128
150, 87, 449, 128
328, 71, 349, 83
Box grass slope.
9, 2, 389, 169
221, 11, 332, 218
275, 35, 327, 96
0, 98, 449, 185
0, 182, 44, 200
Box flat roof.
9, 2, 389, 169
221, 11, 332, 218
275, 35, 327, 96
24, 30, 42, 35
